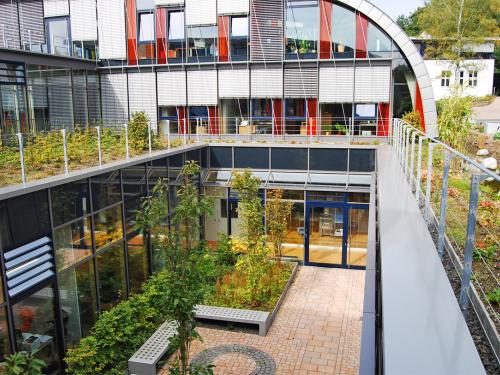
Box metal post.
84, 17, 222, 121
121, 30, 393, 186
424, 142, 435, 223
410, 132, 416, 186
16, 133, 26, 184
309, 118, 313, 144
147, 121, 152, 154
196, 118, 200, 143
437, 151, 451, 258
95, 126, 102, 166
123, 123, 129, 159
167, 120, 170, 149
61, 129, 68, 174
459, 173, 481, 317
404, 128, 411, 177
400, 124, 405, 162
28, 30, 32, 51
416, 136, 423, 204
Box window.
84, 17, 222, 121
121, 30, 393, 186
367, 23, 392, 58
459, 70, 465, 86
230, 16, 248, 60
54, 217, 93, 271
469, 70, 478, 87
93, 205, 124, 250
51, 179, 90, 227
188, 26, 217, 62
168, 10, 185, 61
46, 17, 70, 56
139, 13, 155, 42
96, 242, 127, 311
91, 172, 121, 211
73, 41, 97, 60
285, 0, 319, 58
127, 234, 149, 294
331, 4, 355, 58
441, 70, 451, 87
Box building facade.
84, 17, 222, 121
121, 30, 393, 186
0, 0, 437, 137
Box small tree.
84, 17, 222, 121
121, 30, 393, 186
0, 351, 45, 375
265, 189, 293, 263
137, 162, 213, 375
437, 95, 474, 153
128, 111, 159, 152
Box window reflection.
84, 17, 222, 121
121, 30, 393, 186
331, 4, 355, 58
93, 205, 124, 250
97, 242, 127, 311
230, 16, 248, 60
188, 26, 217, 62
54, 217, 93, 271
348, 208, 368, 266
12, 285, 60, 374
285, 0, 319, 59
127, 235, 149, 294
168, 10, 185, 62
90, 172, 121, 211
367, 23, 392, 58
0, 307, 10, 361
58, 260, 98, 348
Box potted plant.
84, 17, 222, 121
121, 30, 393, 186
323, 124, 333, 135
334, 123, 348, 135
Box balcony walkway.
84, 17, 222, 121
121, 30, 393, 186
377, 145, 485, 374
160, 266, 365, 375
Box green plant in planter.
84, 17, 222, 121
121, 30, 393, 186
322, 124, 333, 135
333, 123, 348, 134
0, 351, 45, 375
402, 110, 423, 131
487, 288, 500, 305
128, 111, 160, 153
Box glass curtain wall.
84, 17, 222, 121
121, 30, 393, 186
285, 0, 319, 59
0, 62, 28, 134
230, 16, 248, 60
331, 3, 355, 58
188, 26, 217, 62
392, 51, 416, 118
167, 10, 185, 62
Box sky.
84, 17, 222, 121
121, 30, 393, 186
370, 0, 426, 20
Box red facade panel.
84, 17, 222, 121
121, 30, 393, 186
307, 99, 317, 135
126, 0, 137, 65
156, 8, 167, 64
355, 13, 368, 59
415, 83, 426, 132
319, 0, 332, 59
273, 99, 283, 135
218, 16, 230, 62
377, 103, 390, 136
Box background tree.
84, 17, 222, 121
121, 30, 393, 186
396, 7, 424, 37
265, 189, 293, 263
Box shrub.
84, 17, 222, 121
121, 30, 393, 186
436, 96, 473, 152
487, 288, 500, 305
402, 110, 423, 131
128, 111, 160, 153
0, 351, 45, 375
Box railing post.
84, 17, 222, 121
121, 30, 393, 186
404, 127, 411, 177
309, 118, 313, 144
437, 151, 451, 258
424, 142, 435, 223
459, 172, 481, 317
123, 123, 129, 159
196, 118, 200, 143
16, 133, 26, 184
61, 129, 68, 174
147, 121, 152, 154
95, 126, 102, 166
400, 124, 406, 165
167, 120, 170, 149
409, 132, 416, 186
416, 136, 424, 204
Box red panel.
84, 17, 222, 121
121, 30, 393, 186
377, 103, 390, 136
126, 0, 137, 65
307, 99, 317, 135
156, 8, 167, 64
273, 99, 283, 135
218, 16, 229, 62
355, 13, 368, 59
415, 83, 426, 132
177, 107, 187, 134
319, 0, 332, 59
208, 107, 219, 134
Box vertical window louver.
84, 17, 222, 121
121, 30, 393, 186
250, 0, 283, 61
19, 0, 45, 48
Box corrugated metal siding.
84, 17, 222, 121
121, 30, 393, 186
97, 0, 126, 59
19, 0, 45, 46
250, 0, 283, 61
47, 74, 74, 128
87, 73, 101, 124
70, 0, 97, 41
218, 0, 249, 14
250, 68, 283, 98
354, 65, 391, 103
219, 68, 249, 98
72, 74, 88, 126
157, 71, 186, 106
100, 73, 128, 126
284, 66, 318, 98
186, 0, 216, 25
187, 70, 217, 105
0, 0, 20, 49
43, 0, 69, 17
319, 66, 354, 103
28, 77, 48, 108
128, 72, 157, 126
155, 0, 184, 5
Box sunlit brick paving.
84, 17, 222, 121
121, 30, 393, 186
161, 266, 365, 375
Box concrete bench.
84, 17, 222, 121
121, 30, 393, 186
195, 304, 270, 336
128, 320, 177, 375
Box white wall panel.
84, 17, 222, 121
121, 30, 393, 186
187, 70, 217, 105
101, 73, 128, 125
186, 0, 216, 25
354, 66, 391, 103
43, 0, 69, 17
250, 68, 283, 98
219, 68, 249, 98
128, 72, 157, 125
156, 0, 184, 5
70, 0, 97, 41
218, 0, 249, 14
319, 66, 354, 103
97, 0, 126, 59
157, 71, 187, 106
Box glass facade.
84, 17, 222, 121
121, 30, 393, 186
188, 26, 217, 62
285, 0, 319, 59
331, 3, 356, 58
168, 10, 185, 62
230, 16, 249, 60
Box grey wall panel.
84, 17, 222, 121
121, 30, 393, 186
100, 73, 128, 126
250, 0, 283, 61
47, 74, 74, 128
128, 72, 157, 126
0, 0, 21, 49
19, 0, 45, 46
284, 66, 318, 98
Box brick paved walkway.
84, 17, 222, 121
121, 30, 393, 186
161, 266, 365, 375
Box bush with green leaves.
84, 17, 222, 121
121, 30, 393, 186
127, 111, 160, 153
436, 96, 473, 153
0, 351, 45, 375
402, 110, 423, 132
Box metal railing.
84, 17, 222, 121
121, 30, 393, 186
392, 118, 500, 361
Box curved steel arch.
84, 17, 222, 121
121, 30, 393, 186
337, 0, 438, 136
